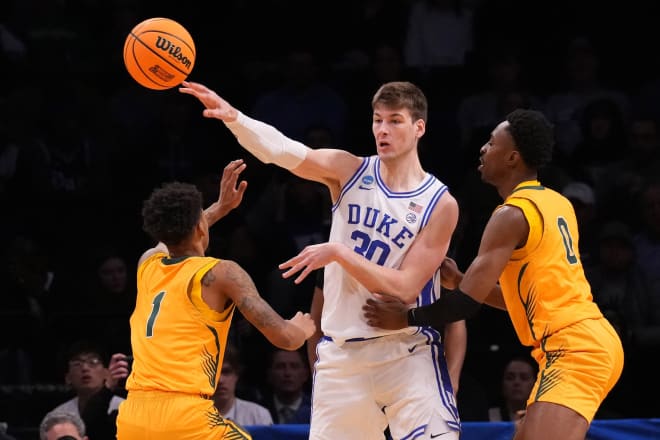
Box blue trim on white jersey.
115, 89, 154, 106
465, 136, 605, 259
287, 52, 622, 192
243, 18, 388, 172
332, 156, 370, 212
373, 157, 438, 198
422, 328, 461, 430
401, 425, 426, 440
419, 278, 436, 307
420, 185, 448, 228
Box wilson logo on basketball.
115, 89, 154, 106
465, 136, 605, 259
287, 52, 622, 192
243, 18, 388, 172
155, 36, 192, 70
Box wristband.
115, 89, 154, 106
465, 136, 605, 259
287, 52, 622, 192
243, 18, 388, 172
407, 308, 419, 326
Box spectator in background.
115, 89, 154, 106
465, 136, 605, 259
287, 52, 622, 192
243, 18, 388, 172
260, 348, 312, 424
632, 179, 660, 297
488, 355, 537, 422
51, 339, 129, 440
585, 221, 649, 346
597, 113, 660, 226
457, 40, 542, 151
0, 233, 55, 384
84, 248, 134, 354
49, 248, 134, 371
403, 0, 474, 71
39, 411, 88, 440
544, 36, 630, 160
565, 97, 628, 187
213, 344, 273, 427
251, 46, 348, 146
0, 422, 17, 440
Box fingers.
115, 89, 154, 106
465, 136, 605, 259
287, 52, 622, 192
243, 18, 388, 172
222, 159, 246, 184
280, 264, 309, 283
236, 180, 248, 198
293, 267, 312, 285
224, 158, 244, 172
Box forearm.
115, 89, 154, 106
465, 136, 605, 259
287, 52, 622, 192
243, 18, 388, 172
484, 285, 507, 310
307, 287, 324, 371
224, 111, 308, 169
204, 202, 224, 227
408, 289, 481, 328
443, 320, 467, 394
335, 245, 421, 303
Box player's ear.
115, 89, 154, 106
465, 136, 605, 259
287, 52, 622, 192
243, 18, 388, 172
415, 118, 426, 138
508, 149, 522, 164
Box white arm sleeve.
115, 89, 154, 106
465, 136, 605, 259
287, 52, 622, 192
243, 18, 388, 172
224, 111, 308, 169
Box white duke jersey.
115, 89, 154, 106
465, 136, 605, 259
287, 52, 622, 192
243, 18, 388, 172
322, 156, 450, 345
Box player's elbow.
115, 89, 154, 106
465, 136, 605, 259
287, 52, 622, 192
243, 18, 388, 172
400, 289, 421, 305
395, 281, 426, 305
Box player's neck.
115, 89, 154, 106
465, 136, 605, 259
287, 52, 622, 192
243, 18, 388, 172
497, 172, 538, 199
378, 156, 425, 192
167, 241, 204, 258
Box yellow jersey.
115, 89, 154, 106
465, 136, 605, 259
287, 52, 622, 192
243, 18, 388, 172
126, 252, 234, 397
498, 180, 603, 347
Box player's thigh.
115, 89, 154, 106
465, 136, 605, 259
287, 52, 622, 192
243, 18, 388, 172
310, 367, 388, 440
381, 345, 459, 440
514, 401, 588, 440
117, 393, 252, 440
310, 342, 388, 440
529, 318, 623, 421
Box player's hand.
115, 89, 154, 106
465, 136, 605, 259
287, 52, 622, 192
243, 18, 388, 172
217, 159, 248, 216
105, 353, 131, 391
179, 81, 238, 122
279, 243, 342, 284
439, 257, 462, 290
362, 298, 409, 330
288, 311, 316, 340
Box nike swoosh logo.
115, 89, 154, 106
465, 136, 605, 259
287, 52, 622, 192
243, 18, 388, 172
407, 345, 417, 353
358, 185, 372, 190
430, 432, 451, 438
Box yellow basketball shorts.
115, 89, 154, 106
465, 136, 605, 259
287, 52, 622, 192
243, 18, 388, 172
529, 317, 624, 422
116, 390, 252, 440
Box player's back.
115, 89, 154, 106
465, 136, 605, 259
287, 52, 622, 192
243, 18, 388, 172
127, 253, 234, 397
499, 181, 603, 346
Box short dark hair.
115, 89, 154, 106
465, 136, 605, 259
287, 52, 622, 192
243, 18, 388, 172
505, 109, 554, 169
64, 339, 108, 369
372, 81, 428, 123
142, 182, 203, 246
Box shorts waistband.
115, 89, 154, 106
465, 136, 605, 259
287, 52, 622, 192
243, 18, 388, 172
127, 389, 214, 400
321, 335, 384, 343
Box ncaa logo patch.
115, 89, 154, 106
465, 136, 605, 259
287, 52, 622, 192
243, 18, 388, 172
359, 175, 374, 190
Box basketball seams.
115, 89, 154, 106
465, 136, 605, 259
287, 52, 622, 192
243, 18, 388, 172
130, 37, 169, 90
124, 38, 168, 90
123, 17, 195, 90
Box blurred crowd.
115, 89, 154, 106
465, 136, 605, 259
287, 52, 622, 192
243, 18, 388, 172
1, 0, 659, 437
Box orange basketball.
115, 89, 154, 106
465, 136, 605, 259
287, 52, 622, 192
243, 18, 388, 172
123, 17, 196, 90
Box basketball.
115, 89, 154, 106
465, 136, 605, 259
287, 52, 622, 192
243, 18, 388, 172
123, 17, 196, 90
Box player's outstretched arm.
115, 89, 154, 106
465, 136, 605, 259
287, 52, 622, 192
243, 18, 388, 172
214, 260, 315, 350
180, 81, 361, 198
